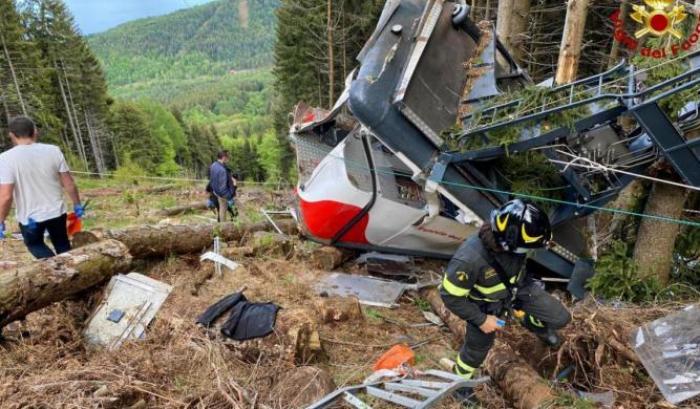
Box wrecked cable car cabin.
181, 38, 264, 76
290, 0, 700, 280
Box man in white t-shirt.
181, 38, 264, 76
0, 117, 84, 259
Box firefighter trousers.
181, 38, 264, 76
455, 282, 571, 378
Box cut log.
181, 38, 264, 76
157, 202, 209, 217
310, 246, 353, 270
221, 246, 254, 259
0, 240, 132, 327
423, 289, 557, 409
314, 296, 363, 323
484, 341, 557, 409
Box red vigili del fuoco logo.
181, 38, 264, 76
611, 0, 700, 58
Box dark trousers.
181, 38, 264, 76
19, 214, 71, 259
459, 282, 571, 371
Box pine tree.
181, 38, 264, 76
21, 0, 111, 171
0, 0, 58, 150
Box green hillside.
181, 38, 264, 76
88, 0, 278, 88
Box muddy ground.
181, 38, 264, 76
0, 179, 697, 409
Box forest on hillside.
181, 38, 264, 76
87, 0, 278, 86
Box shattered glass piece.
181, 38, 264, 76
633, 304, 700, 404
422, 311, 444, 326
315, 273, 408, 308
201, 251, 240, 272
576, 390, 615, 408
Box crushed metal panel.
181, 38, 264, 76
633, 304, 700, 405
395, 1, 479, 146
315, 272, 408, 308
84, 273, 172, 350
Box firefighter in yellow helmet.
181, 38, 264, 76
441, 199, 571, 404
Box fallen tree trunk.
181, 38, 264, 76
0, 240, 132, 327
74, 222, 287, 259
423, 289, 557, 409
157, 202, 209, 217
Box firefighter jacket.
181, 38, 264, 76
439, 234, 527, 327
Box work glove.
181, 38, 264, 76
0, 222, 5, 240
73, 203, 85, 219
227, 198, 235, 209
207, 198, 216, 209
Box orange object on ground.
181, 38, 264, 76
373, 344, 415, 371
67, 213, 82, 237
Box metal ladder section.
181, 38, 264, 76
305, 370, 489, 409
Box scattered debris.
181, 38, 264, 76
567, 259, 596, 300
421, 311, 444, 327
358, 252, 417, 278
260, 208, 294, 235
197, 290, 280, 341
634, 304, 700, 405
373, 344, 415, 371
84, 273, 172, 350
305, 369, 489, 409
315, 272, 410, 308
576, 390, 615, 408
200, 250, 241, 273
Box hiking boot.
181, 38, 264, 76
453, 387, 477, 406
536, 328, 562, 348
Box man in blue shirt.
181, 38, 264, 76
209, 151, 237, 222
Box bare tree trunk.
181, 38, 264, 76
85, 110, 106, 174
632, 92, 700, 284
0, 240, 132, 327
61, 59, 88, 169
633, 183, 686, 284
98, 221, 294, 259
1, 32, 27, 116
342, 5, 347, 81
54, 59, 84, 166
326, 0, 335, 107
496, 0, 532, 65
555, 0, 589, 85
156, 202, 209, 217
0, 79, 10, 123
484, 0, 491, 21
238, 0, 249, 29
470, 0, 477, 20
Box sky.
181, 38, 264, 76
64, 0, 216, 35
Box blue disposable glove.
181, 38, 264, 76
0, 222, 5, 240
227, 198, 235, 208
74, 203, 85, 219
25, 218, 37, 231
207, 198, 216, 209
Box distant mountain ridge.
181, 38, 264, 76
88, 0, 278, 88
